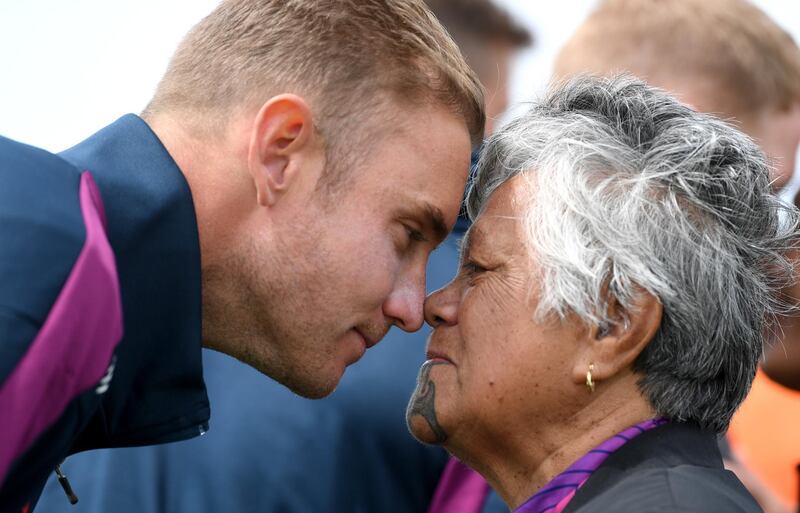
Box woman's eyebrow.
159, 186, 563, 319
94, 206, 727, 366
458, 232, 472, 261
458, 224, 485, 261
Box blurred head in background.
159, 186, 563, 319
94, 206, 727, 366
427, 0, 533, 135
554, 0, 800, 190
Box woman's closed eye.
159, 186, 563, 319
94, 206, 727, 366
463, 261, 486, 273
462, 260, 491, 283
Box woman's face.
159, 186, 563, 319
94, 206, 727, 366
407, 175, 588, 452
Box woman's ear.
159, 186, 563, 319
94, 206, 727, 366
572, 288, 662, 385
247, 94, 315, 207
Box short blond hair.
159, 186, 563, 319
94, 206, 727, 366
554, 0, 800, 118
145, 0, 485, 148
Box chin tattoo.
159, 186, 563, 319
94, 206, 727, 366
406, 360, 448, 444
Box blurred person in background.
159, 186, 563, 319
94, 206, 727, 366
431, 2, 800, 512
33, 2, 531, 513
411, 75, 794, 513
763, 329, 800, 391
553, 0, 800, 191
0, 0, 486, 511
426, 0, 529, 135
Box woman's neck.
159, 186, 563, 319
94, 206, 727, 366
448, 378, 655, 510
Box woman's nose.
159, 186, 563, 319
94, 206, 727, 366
424, 281, 459, 328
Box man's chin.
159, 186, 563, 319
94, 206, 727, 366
279, 364, 345, 399
228, 338, 348, 399
282, 373, 340, 399
245, 356, 343, 399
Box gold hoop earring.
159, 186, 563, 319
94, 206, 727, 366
585, 364, 595, 393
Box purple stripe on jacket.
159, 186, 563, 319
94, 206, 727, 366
429, 418, 668, 513
0, 172, 123, 485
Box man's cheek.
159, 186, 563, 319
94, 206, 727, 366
358, 244, 403, 290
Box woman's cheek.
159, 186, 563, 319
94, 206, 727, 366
467, 275, 521, 319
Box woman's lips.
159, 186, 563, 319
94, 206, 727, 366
425, 350, 454, 364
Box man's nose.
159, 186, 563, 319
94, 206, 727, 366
382, 270, 426, 332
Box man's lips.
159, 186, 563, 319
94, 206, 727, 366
354, 327, 380, 349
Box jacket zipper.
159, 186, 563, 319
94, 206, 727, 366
54, 463, 78, 505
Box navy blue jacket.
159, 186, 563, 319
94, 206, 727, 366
0, 115, 209, 512
34, 202, 470, 512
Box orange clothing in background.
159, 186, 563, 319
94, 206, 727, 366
728, 370, 800, 509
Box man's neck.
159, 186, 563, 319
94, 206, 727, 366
144, 112, 258, 347
147, 113, 251, 258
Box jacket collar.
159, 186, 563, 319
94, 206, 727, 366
60, 114, 209, 450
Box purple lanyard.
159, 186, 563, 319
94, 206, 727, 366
514, 418, 669, 513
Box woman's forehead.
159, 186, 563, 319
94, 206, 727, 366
466, 197, 530, 256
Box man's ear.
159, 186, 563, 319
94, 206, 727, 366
572, 287, 662, 385
247, 94, 315, 207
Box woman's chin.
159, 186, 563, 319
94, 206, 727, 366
406, 412, 449, 445
407, 416, 445, 445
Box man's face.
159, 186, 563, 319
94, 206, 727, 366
231, 104, 471, 398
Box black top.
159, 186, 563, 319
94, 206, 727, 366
563, 422, 763, 513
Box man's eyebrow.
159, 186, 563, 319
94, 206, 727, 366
417, 201, 449, 243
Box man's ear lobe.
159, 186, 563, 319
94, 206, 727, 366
573, 289, 662, 384
247, 94, 314, 207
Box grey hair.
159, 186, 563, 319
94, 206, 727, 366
468, 75, 799, 432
